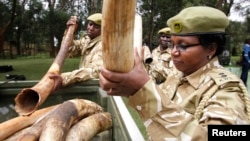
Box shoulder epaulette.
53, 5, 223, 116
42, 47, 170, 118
208, 69, 240, 86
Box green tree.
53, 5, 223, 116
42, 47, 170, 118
139, 0, 184, 50
1, 0, 249, 60
0, 0, 17, 58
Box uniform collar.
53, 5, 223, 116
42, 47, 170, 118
156, 45, 171, 53
181, 57, 222, 89
90, 35, 101, 42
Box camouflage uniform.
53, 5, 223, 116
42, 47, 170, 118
61, 35, 102, 86
146, 27, 178, 85
128, 57, 250, 140
147, 45, 178, 85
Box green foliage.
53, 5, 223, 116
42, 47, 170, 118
1, 0, 103, 58
49, 10, 72, 46
1, 0, 250, 59
0, 0, 12, 25
227, 21, 249, 56
139, 0, 184, 48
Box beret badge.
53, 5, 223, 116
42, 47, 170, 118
173, 22, 182, 33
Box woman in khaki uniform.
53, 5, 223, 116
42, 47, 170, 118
99, 6, 250, 140
50, 13, 103, 89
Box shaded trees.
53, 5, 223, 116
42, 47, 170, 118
138, 0, 235, 50
0, 0, 103, 58
0, 0, 17, 58
227, 0, 250, 56
139, 0, 184, 49
0, 0, 249, 59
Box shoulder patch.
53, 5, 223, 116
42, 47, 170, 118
208, 69, 241, 85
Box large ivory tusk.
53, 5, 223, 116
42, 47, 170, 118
5, 99, 104, 141
0, 105, 57, 141
134, 14, 143, 58
132, 14, 153, 64
39, 99, 104, 141
143, 45, 153, 64
14, 16, 78, 116
102, 0, 136, 72
65, 112, 112, 141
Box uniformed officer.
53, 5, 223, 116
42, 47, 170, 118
98, 6, 250, 141
50, 13, 103, 89
147, 27, 178, 85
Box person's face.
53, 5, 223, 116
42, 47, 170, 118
160, 33, 171, 48
170, 35, 215, 76
87, 21, 101, 39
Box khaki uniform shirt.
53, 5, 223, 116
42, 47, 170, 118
129, 57, 250, 141
148, 45, 178, 85
61, 35, 102, 86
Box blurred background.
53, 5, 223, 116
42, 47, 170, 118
1, 0, 250, 86
0, 0, 250, 59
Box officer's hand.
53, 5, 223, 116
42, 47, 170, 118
151, 70, 166, 84
66, 16, 78, 27
99, 48, 150, 97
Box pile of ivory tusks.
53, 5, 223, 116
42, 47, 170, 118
0, 99, 112, 141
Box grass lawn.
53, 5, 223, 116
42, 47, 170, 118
230, 55, 241, 66
0, 56, 80, 81
0, 55, 241, 81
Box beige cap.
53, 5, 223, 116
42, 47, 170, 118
158, 27, 171, 35
167, 6, 229, 35
87, 13, 102, 25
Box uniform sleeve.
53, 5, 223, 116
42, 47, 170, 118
61, 42, 103, 86
67, 37, 88, 57
128, 80, 249, 140
61, 67, 99, 86
198, 85, 249, 125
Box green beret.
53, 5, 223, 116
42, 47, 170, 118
167, 6, 229, 35
158, 27, 171, 35
87, 13, 102, 25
